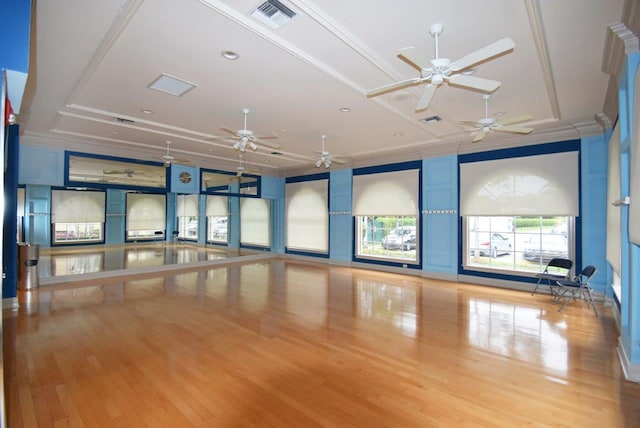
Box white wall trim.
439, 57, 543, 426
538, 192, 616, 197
617, 338, 640, 383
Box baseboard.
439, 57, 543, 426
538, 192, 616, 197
617, 338, 640, 383
2, 297, 19, 310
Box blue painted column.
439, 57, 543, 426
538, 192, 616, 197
261, 176, 285, 254
621, 52, 640, 372
422, 155, 458, 278
105, 189, 126, 245
329, 169, 353, 262
2, 125, 20, 298
580, 134, 608, 294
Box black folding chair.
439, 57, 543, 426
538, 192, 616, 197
531, 258, 573, 297
555, 265, 598, 316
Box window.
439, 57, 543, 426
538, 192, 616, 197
51, 190, 105, 244
206, 195, 228, 244
240, 198, 270, 248
464, 216, 572, 273
285, 178, 328, 253
177, 194, 199, 240
357, 216, 417, 259
460, 148, 579, 276
352, 165, 420, 264
126, 193, 166, 240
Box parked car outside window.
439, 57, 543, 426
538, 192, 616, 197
382, 226, 416, 250
475, 232, 512, 258
523, 234, 568, 261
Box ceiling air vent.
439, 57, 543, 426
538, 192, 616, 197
419, 115, 442, 124
251, 0, 296, 29
115, 117, 135, 124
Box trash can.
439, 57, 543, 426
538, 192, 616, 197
18, 243, 40, 290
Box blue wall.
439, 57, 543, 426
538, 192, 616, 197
422, 155, 458, 276
618, 51, 640, 369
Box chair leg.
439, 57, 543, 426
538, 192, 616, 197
531, 278, 542, 296
583, 287, 598, 317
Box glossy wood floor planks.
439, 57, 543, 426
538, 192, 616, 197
4, 257, 640, 427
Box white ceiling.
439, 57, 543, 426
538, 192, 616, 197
18, 0, 626, 176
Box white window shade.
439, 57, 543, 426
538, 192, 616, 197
51, 190, 105, 223
240, 198, 270, 247
17, 187, 25, 217
126, 193, 166, 231
286, 179, 328, 252
206, 195, 228, 216
353, 169, 419, 216
607, 123, 622, 275
177, 194, 199, 217
460, 151, 579, 216
629, 66, 640, 244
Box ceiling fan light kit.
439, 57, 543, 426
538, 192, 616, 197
366, 23, 515, 111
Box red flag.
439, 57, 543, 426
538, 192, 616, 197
5, 97, 14, 125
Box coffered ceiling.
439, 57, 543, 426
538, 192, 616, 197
18, 0, 633, 177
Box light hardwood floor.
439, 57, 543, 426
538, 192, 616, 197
4, 258, 640, 427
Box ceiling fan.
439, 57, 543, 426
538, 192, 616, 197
312, 134, 346, 168
460, 94, 534, 143
212, 108, 281, 152
103, 168, 138, 177
161, 140, 191, 166
367, 23, 515, 111
235, 153, 260, 177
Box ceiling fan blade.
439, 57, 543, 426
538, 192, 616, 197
253, 138, 281, 149
459, 120, 482, 128
447, 74, 501, 92
398, 47, 432, 70
472, 129, 488, 143
494, 125, 534, 134
367, 77, 422, 97
415, 84, 437, 111
220, 127, 239, 136
499, 114, 533, 126
331, 157, 347, 165
450, 37, 515, 71
252, 134, 278, 140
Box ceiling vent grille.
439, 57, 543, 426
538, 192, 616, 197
251, 0, 296, 29
419, 115, 442, 124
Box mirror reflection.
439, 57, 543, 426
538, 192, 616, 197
201, 169, 259, 196
68, 154, 166, 188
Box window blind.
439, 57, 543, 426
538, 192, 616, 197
177, 194, 199, 217
460, 151, 579, 216
352, 169, 419, 216
126, 193, 166, 231
240, 198, 270, 247
206, 195, 228, 216
51, 190, 105, 223
285, 179, 328, 252
607, 123, 622, 274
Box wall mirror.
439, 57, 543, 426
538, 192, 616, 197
201, 168, 260, 197
66, 152, 167, 189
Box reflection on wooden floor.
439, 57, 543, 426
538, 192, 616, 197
38, 243, 245, 284
4, 257, 640, 427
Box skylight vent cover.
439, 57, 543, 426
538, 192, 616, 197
419, 115, 442, 124
148, 73, 196, 97
251, 0, 296, 29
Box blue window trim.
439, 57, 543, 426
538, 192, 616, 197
352, 160, 423, 269
457, 140, 582, 280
